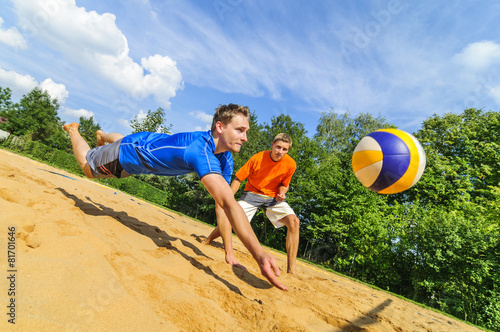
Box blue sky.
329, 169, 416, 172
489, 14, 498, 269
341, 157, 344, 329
1, 0, 500, 137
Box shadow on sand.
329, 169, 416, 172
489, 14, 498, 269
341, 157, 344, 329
57, 187, 248, 295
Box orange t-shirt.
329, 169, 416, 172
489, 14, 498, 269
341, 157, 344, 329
235, 151, 296, 197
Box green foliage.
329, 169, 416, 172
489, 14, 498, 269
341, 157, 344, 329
0, 86, 13, 111
478, 286, 500, 331
315, 109, 394, 156
407, 108, 500, 209
0, 87, 68, 150
130, 107, 172, 134
136, 173, 217, 223
303, 108, 500, 329
393, 204, 500, 326
2, 138, 84, 175
99, 177, 169, 207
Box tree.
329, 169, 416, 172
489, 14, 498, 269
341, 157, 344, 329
0, 87, 13, 132
79, 116, 102, 149
315, 109, 394, 156
130, 107, 172, 134
392, 108, 500, 328
392, 204, 500, 327
408, 108, 500, 211
0, 87, 68, 150
0, 87, 13, 111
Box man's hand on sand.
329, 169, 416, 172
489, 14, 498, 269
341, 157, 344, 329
257, 252, 288, 291
226, 253, 247, 271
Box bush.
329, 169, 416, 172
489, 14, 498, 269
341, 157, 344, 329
100, 177, 170, 207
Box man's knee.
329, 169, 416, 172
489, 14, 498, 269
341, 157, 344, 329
284, 215, 300, 232
291, 215, 300, 230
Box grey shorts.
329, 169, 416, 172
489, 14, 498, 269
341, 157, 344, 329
239, 191, 296, 228
85, 138, 130, 179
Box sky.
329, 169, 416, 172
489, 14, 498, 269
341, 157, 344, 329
1, 0, 500, 137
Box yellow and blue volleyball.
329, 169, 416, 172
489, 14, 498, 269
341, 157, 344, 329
352, 129, 426, 194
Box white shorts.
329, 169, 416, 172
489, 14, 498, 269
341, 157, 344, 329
238, 199, 295, 229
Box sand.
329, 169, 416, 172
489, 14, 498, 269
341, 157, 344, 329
0, 148, 483, 331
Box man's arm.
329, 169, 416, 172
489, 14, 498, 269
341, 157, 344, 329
216, 178, 242, 264
201, 173, 288, 291
276, 163, 296, 201
202, 178, 242, 255
276, 185, 289, 202
230, 178, 242, 194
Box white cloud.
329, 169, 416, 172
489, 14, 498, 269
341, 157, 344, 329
39, 78, 68, 104
134, 110, 148, 120
189, 110, 213, 123
62, 107, 94, 118
147, 2, 363, 107
189, 110, 212, 131
0, 68, 70, 104
0, 68, 38, 97
12, 0, 182, 107
141, 55, 183, 107
453, 41, 500, 71
489, 85, 500, 105
117, 118, 131, 130
0, 17, 27, 49
448, 41, 500, 108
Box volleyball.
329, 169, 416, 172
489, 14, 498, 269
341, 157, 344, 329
352, 129, 426, 194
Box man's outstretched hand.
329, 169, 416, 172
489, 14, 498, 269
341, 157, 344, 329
226, 253, 247, 271
257, 252, 289, 291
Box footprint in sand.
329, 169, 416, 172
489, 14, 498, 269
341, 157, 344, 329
17, 221, 41, 249
0, 187, 26, 204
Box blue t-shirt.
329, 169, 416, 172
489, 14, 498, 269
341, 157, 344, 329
118, 130, 233, 184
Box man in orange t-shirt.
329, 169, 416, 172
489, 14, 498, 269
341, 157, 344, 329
204, 133, 300, 274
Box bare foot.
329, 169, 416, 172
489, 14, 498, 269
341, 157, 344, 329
96, 130, 105, 146
201, 238, 212, 245
63, 122, 79, 134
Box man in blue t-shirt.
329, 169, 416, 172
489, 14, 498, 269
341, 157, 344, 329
63, 104, 287, 291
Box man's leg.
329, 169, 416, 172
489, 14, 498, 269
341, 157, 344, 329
203, 226, 221, 244
203, 200, 257, 245
96, 130, 124, 146
63, 123, 94, 178
277, 214, 300, 274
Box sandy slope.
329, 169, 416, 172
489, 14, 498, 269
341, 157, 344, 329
0, 148, 483, 331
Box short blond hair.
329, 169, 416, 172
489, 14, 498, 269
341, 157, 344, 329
211, 104, 250, 132
273, 133, 292, 148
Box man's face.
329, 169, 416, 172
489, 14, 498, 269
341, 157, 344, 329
217, 113, 249, 153
270, 140, 290, 161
